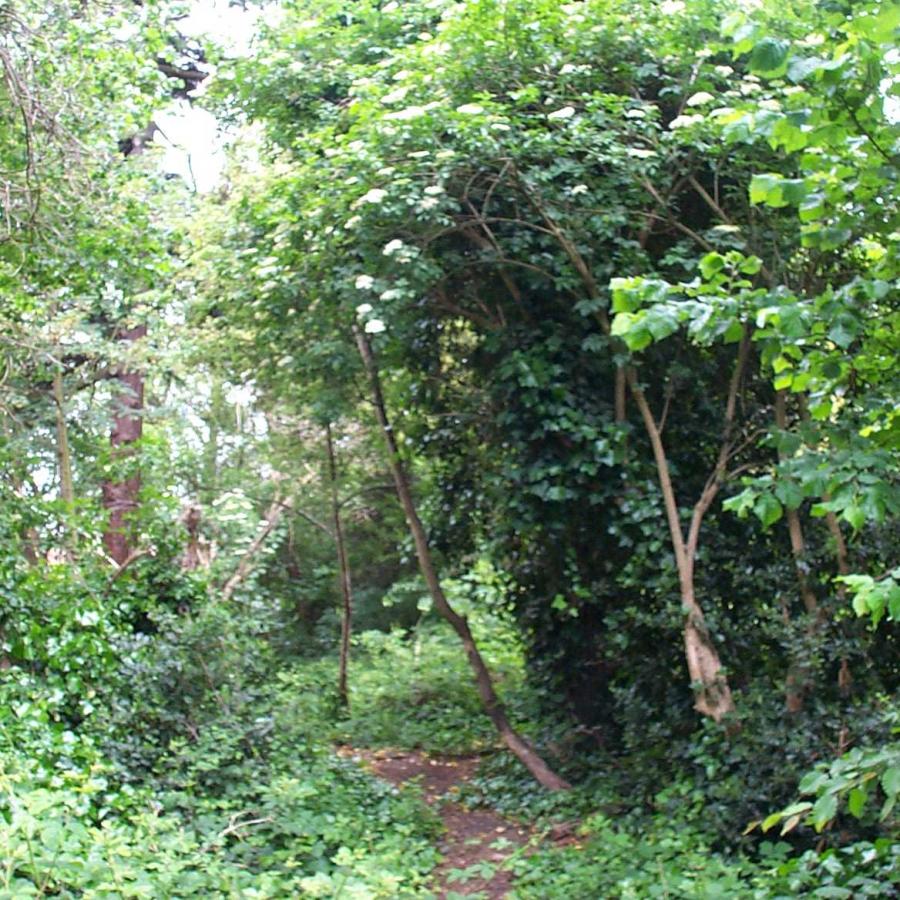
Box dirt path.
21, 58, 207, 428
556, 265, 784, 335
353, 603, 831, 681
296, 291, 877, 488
340, 748, 531, 899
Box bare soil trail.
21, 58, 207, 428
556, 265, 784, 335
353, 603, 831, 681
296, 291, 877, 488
340, 748, 533, 899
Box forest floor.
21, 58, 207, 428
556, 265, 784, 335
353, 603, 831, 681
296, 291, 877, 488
339, 747, 538, 899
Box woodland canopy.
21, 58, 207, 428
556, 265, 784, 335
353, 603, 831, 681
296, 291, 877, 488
0, 0, 898, 896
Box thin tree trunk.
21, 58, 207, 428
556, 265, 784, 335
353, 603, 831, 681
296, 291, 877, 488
326, 422, 354, 708
795, 396, 853, 695
628, 371, 736, 722
181, 504, 206, 571
775, 390, 819, 713
774, 392, 818, 619
221, 488, 293, 602
624, 329, 750, 724
354, 325, 570, 790
102, 324, 146, 565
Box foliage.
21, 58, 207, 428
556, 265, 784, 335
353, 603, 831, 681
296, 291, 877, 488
0, 0, 898, 896
756, 741, 900, 836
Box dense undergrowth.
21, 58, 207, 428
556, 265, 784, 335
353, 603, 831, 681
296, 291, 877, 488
2, 0, 899, 896
1, 570, 896, 898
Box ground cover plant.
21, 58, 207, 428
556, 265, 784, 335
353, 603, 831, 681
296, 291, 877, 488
0, 0, 897, 895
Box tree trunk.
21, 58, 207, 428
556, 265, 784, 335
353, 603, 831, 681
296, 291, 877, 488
796, 395, 853, 695
181, 503, 210, 571
102, 324, 147, 565
775, 391, 819, 713
625, 327, 751, 725
628, 371, 736, 722
326, 422, 354, 708
774, 393, 818, 619
354, 325, 570, 790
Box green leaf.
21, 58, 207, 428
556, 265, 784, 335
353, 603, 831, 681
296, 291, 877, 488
780, 179, 808, 205
812, 793, 837, 831
699, 252, 726, 280
882, 767, 900, 798
786, 56, 828, 83
754, 494, 783, 528
773, 372, 793, 391
842, 504, 865, 531
723, 488, 755, 518
799, 193, 826, 222
799, 770, 828, 794
750, 38, 790, 75
847, 787, 867, 819
645, 307, 680, 341
889, 584, 900, 622
611, 311, 637, 335
852, 4, 900, 43
780, 801, 813, 817
774, 480, 804, 510
610, 278, 640, 313
750, 173, 780, 205
827, 315, 859, 349
723, 319, 745, 343
739, 255, 762, 275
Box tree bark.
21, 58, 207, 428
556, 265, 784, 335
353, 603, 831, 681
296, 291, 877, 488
775, 391, 819, 713
102, 325, 147, 565
354, 325, 570, 789
326, 422, 354, 708
795, 395, 853, 696
181, 503, 210, 571
624, 329, 751, 724
774, 392, 818, 620
628, 371, 736, 722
